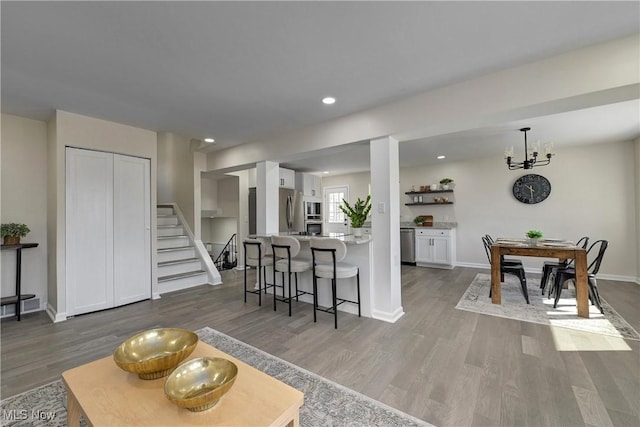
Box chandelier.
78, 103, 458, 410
504, 127, 554, 170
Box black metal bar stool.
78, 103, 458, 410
243, 238, 273, 306
310, 237, 361, 329
271, 236, 312, 316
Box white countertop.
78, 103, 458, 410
250, 232, 372, 245
399, 221, 457, 230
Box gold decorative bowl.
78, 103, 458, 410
113, 328, 199, 380
164, 357, 238, 412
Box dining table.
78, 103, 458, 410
490, 238, 590, 318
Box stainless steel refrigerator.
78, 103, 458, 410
249, 187, 304, 234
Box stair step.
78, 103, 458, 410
157, 235, 188, 240
158, 270, 206, 282
157, 246, 192, 252
158, 258, 199, 267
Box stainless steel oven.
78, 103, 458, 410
305, 221, 322, 236
305, 201, 322, 221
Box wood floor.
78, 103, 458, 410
2, 266, 639, 426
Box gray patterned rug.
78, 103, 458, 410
456, 273, 640, 341
1, 327, 433, 427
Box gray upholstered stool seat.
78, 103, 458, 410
313, 262, 358, 279
275, 258, 311, 272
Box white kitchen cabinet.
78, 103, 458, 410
279, 168, 296, 189
295, 172, 322, 197
415, 228, 456, 269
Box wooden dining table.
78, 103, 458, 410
490, 239, 590, 318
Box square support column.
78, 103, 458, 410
370, 136, 404, 322
256, 161, 279, 235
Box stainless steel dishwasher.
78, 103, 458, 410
400, 227, 415, 264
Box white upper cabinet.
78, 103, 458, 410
279, 168, 295, 189
295, 172, 322, 197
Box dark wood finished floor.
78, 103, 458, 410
2, 266, 639, 426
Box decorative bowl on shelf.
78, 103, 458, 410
164, 357, 238, 412
113, 328, 199, 380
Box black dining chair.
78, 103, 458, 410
539, 236, 589, 295
551, 239, 607, 313
481, 236, 529, 304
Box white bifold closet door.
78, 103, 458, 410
66, 148, 151, 316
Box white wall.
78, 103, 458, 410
1, 114, 48, 312
329, 139, 638, 281
157, 132, 196, 231
201, 177, 218, 211
322, 171, 371, 205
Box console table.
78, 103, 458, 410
1, 243, 38, 321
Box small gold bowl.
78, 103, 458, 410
113, 328, 199, 380
164, 357, 238, 412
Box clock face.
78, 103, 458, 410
512, 174, 551, 204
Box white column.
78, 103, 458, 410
370, 136, 404, 322
256, 161, 279, 234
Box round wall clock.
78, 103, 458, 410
512, 174, 551, 204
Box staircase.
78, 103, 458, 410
157, 204, 209, 294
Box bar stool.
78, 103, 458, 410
310, 238, 361, 329
243, 238, 273, 306
271, 236, 313, 316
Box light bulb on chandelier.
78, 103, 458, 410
505, 127, 554, 170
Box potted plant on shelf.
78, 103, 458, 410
439, 178, 454, 190
340, 195, 371, 237
526, 229, 543, 246
413, 216, 425, 226
1, 223, 30, 245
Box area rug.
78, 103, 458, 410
1, 327, 433, 427
456, 273, 640, 341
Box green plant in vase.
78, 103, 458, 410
526, 229, 543, 245
439, 178, 454, 190
1, 223, 30, 245
340, 195, 371, 237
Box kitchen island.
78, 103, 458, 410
249, 233, 372, 318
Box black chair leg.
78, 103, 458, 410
243, 261, 248, 303
540, 265, 551, 293
356, 271, 361, 317
588, 277, 604, 314
257, 261, 262, 306
332, 278, 338, 329
288, 271, 292, 317
553, 273, 565, 308
519, 271, 529, 304
312, 274, 318, 322
273, 267, 277, 311
295, 273, 299, 301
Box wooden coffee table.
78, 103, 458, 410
62, 341, 304, 426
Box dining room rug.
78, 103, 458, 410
455, 273, 640, 341
0, 327, 433, 427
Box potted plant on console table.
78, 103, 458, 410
1, 223, 30, 245
340, 195, 371, 237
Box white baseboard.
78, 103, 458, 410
371, 306, 404, 323
46, 302, 67, 323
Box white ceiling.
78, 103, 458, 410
2, 2, 639, 175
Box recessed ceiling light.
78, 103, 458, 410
322, 97, 336, 105
437, 155, 446, 160
204, 138, 215, 143
323, 171, 329, 174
